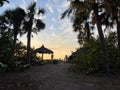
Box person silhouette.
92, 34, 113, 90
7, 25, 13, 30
51, 54, 54, 60
64, 55, 68, 62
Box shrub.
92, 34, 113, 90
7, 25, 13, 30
69, 32, 120, 74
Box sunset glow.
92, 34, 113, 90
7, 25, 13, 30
0, 0, 80, 59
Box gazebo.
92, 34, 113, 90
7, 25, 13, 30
32, 45, 54, 60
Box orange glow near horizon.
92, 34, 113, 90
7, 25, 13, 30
33, 43, 78, 60
19, 33, 79, 60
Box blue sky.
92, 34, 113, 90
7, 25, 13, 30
0, 0, 79, 59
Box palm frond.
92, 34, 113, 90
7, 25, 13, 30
61, 8, 73, 19
28, 2, 36, 14
11, 7, 25, 25
38, 8, 45, 15
36, 19, 45, 31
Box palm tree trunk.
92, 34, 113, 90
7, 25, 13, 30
96, 16, 110, 73
26, 14, 34, 64
94, 3, 110, 73
42, 53, 43, 60
11, 32, 17, 60
26, 29, 31, 64
116, 17, 120, 55
85, 22, 90, 42
13, 34, 17, 55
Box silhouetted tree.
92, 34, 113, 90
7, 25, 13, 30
61, 0, 92, 44
22, 2, 45, 64
102, 0, 120, 55
92, 1, 109, 73
0, 8, 25, 58
62, 0, 111, 73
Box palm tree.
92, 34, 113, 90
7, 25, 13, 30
22, 2, 45, 64
103, 0, 120, 55
106, 0, 120, 59
62, 0, 110, 73
1, 8, 25, 58
61, 0, 92, 44
10, 8, 25, 57
92, 2, 110, 73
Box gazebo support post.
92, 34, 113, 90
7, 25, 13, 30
42, 53, 44, 60
51, 54, 54, 60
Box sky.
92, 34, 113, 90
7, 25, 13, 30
0, 0, 80, 59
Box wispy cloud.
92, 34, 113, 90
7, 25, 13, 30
33, 0, 37, 3
48, 0, 51, 3
2, 3, 16, 10
51, 33, 57, 37
19, 0, 27, 11
53, 0, 57, 3
45, 3, 54, 13
63, 26, 73, 35
61, 1, 70, 8
51, 18, 56, 22
50, 25, 54, 30
59, 17, 72, 32
57, 8, 62, 14
48, 6, 54, 13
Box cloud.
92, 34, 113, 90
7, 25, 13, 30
58, 18, 72, 32
50, 26, 76, 46
51, 18, 56, 22
33, 0, 37, 3
19, 0, 27, 11
2, 3, 16, 10
51, 33, 57, 37
48, 0, 51, 3
61, 1, 70, 8
48, 6, 54, 13
46, 3, 54, 13
53, 0, 57, 3
57, 8, 62, 14
63, 26, 73, 35
59, 27, 74, 41
50, 25, 54, 30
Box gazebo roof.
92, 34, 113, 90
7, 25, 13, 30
32, 45, 53, 54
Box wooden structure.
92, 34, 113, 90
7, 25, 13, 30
32, 45, 54, 60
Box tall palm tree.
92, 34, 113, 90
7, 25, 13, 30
22, 2, 45, 64
92, 1, 110, 73
61, 0, 110, 73
103, 0, 120, 55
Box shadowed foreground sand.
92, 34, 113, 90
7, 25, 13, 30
0, 62, 120, 90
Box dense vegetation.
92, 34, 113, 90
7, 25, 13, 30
0, 1, 45, 71
62, 0, 120, 74
69, 32, 119, 74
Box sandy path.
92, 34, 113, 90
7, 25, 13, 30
27, 63, 120, 90
0, 62, 120, 90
